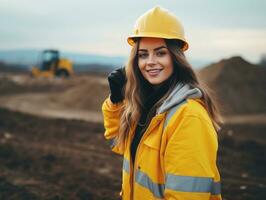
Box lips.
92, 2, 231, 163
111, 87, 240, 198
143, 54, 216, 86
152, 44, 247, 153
146, 68, 163, 76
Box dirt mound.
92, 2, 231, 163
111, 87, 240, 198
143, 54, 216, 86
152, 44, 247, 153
198, 56, 266, 115
0, 73, 76, 96
0, 74, 108, 122
57, 76, 109, 112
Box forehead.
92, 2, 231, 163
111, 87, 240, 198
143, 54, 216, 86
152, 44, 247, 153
139, 37, 166, 49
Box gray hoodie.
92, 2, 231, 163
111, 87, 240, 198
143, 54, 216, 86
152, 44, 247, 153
157, 82, 203, 115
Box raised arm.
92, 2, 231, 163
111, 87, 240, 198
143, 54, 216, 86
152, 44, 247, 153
102, 67, 126, 155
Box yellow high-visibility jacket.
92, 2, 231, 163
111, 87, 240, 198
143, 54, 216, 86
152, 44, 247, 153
102, 83, 222, 200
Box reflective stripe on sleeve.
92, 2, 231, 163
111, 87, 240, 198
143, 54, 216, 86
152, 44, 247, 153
166, 174, 221, 195
211, 180, 222, 195
123, 158, 130, 173
107, 137, 117, 149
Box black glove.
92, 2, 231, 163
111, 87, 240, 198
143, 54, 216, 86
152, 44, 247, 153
107, 67, 126, 103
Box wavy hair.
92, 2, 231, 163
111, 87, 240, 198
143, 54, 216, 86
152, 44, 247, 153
116, 38, 223, 151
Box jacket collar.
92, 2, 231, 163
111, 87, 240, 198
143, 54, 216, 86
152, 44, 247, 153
156, 82, 203, 114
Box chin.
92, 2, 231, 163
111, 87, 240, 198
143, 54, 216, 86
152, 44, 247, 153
147, 78, 165, 85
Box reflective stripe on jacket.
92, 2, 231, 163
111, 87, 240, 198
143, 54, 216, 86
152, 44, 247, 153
102, 83, 222, 200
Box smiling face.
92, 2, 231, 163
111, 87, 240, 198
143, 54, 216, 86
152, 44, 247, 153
138, 37, 174, 85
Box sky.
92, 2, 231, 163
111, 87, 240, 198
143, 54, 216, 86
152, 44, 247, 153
0, 0, 266, 67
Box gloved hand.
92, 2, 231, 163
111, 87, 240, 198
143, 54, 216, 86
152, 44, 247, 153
107, 67, 126, 104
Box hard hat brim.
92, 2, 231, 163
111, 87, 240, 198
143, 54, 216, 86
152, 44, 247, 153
127, 34, 189, 51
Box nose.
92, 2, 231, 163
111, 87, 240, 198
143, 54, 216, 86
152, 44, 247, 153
147, 54, 156, 66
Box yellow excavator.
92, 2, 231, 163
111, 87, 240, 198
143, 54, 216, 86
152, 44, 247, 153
31, 49, 73, 78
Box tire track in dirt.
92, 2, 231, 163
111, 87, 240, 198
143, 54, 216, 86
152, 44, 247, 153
0, 93, 103, 123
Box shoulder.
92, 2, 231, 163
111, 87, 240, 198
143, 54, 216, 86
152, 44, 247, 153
181, 99, 209, 118
185, 99, 208, 117
167, 98, 213, 129
165, 99, 218, 143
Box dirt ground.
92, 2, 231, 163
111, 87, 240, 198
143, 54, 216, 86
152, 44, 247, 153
0, 73, 265, 200
0, 108, 265, 200
0, 107, 122, 200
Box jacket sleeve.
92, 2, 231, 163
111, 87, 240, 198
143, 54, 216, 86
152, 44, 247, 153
163, 115, 222, 200
102, 96, 124, 155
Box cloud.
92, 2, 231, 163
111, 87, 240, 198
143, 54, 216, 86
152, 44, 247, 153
0, 0, 265, 64
186, 28, 266, 63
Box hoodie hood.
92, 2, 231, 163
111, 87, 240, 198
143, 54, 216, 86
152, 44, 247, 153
156, 82, 203, 114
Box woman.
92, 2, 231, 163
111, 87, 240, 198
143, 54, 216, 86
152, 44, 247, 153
102, 6, 222, 200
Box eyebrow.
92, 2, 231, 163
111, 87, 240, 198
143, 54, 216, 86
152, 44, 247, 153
138, 46, 167, 52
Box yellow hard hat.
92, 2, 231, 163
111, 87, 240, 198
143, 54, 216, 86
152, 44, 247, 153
127, 6, 189, 51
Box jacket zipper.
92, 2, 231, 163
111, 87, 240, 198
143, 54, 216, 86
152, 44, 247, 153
130, 117, 161, 200
129, 123, 137, 200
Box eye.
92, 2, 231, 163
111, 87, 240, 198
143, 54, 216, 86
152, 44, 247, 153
156, 51, 166, 57
138, 53, 148, 59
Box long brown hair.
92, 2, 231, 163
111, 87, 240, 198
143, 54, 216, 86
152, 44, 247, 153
116, 38, 223, 151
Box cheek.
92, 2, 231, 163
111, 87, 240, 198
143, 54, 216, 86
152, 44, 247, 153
138, 58, 142, 66
163, 58, 174, 75
167, 63, 174, 75
138, 59, 145, 71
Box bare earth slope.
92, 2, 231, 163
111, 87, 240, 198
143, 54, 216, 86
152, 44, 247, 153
197, 56, 266, 115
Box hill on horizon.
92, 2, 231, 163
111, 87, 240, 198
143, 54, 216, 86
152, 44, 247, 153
0, 49, 127, 74
0, 48, 220, 70
198, 56, 266, 115
0, 49, 126, 68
